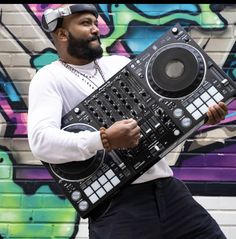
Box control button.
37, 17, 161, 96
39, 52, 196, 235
206, 98, 217, 107
116, 93, 122, 98
138, 103, 145, 110
131, 110, 137, 116
149, 133, 157, 141
96, 187, 106, 198
104, 93, 110, 99
145, 128, 152, 134
79, 200, 89, 211
89, 106, 94, 111
141, 91, 147, 97
126, 104, 132, 110
103, 182, 113, 192
71, 191, 81, 201
155, 108, 164, 116
74, 107, 80, 114
118, 110, 124, 116
110, 116, 116, 122
98, 175, 108, 185
192, 110, 202, 120
105, 169, 115, 179
181, 117, 192, 128
124, 70, 129, 76
97, 117, 103, 122
199, 104, 208, 114
80, 183, 86, 190
214, 92, 224, 102
154, 144, 160, 151
221, 78, 229, 86
124, 87, 129, 92
193, 98, 203, 108
172, 27, 178, 34
173, 108, 184, 118
154, 123, 160, 128
110, 176, 120, 186
138, 73, 144, 78
96, 99, 102, 105
96, 169, 103, 177
142, 122, 152, 134
207, 86, 217, 96
101, 105, 106, 110
186, 104, 196, 114
149, 116, 160, 128
91, 181, 100, 191
174, 129, 180, 136
85, 178, 92, 186
166, 121, 175, 129
112, 87, 117, 93
183, 36, 189, 42
84, 186, 93, 197
102, 164, 109, 172
89, 193, 99, 204
152, 45, 157, 50
200, 92, 211, 102
207, 60, 213, 67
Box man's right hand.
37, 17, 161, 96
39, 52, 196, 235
105, 118, 141, 149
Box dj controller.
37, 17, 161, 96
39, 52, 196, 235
41, 23, 236, 218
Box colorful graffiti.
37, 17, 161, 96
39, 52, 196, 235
0, 3, 236, 238
0, 147, 78, 238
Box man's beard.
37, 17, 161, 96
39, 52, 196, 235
67, 32, 103, 61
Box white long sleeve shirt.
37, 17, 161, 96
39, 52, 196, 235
28, 55, 173, 183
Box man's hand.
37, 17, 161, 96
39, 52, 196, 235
205, 102, 228, 125
105, 118, 140, 149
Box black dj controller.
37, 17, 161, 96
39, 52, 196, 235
42, 23, 236, 218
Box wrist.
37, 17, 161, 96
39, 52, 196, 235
99, 127, 112, 151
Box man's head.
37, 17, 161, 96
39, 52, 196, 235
41, 4, 98, 33
41, 4, 103, 63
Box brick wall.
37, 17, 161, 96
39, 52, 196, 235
0, 3, 236, 238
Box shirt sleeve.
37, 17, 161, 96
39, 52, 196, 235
27, 67, 104, 164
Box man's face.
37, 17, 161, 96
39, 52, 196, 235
65, 13, 103, 61
67, 32, 103, 61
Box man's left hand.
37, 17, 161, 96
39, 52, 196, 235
205, 101, 228, 125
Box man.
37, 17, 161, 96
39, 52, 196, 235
28, 4, 228, 239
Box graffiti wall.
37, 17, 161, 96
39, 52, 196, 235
0, 3, 235, 238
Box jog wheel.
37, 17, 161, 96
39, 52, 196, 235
49, 123, 105, 181
146, 43, 206, 99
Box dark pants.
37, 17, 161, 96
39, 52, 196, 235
88, 177, 227, 239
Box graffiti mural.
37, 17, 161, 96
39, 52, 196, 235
0, 3, 236, 238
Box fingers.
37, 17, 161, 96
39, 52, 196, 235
134, 133, 141, 146
120, 118, 140, 135
209, 106, 223, 121
106, 118, 141, 149
206, 108, 221, 125
213, 103, 227, 120
218, 102, 228, 115
206, 102, 228, 125
125, 119, 141, 146
123, 118, 138, 129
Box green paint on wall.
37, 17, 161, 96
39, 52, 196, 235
0, 150, 77, 238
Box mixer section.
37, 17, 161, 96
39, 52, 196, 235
62, 68, 184, 171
